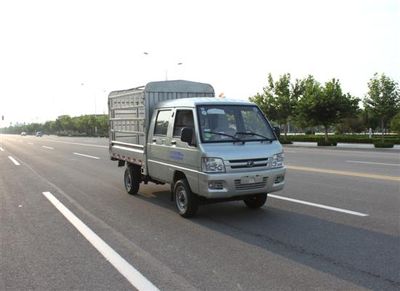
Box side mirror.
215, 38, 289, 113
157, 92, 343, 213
181, 127, 193, 144
273, 126, 281, 138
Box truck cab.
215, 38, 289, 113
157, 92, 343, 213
146, 98, 285, 216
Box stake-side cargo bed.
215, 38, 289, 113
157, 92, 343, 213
108, 80, 214, 174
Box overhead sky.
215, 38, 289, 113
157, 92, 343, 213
0, 0, 398, 125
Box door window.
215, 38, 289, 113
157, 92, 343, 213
173, 110, 194, 137
154, 110, 171, 135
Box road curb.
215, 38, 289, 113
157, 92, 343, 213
284, 142, 400, 152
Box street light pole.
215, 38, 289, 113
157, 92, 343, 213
165, 62, 183, 81
81, 82, 97, 115
143, 51, 183, 80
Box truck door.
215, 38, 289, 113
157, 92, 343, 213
147, 109, 173, 182
169, 109, 200, 194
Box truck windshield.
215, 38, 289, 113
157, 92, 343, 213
197, 105, 276, 143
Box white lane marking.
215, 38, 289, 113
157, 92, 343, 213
8, 156, 21, 166
42, 192, 159, 291
41, 139, 108, 148
73, 152, 100, 160
42, 146, 54, 150
283, 146, 398, 157
269, 194, 369, 217
0, 147, 4, 151
346, 160, 400, 167
286, 165, 400, 182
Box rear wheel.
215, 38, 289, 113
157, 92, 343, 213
124, 165, 141, 195
174, 179, 199, 218
243, 193, 267, 209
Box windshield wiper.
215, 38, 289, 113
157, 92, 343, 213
206, 131, 244, 143
235, 131, 275, 141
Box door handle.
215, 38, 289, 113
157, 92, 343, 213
152, 138, 156, 143
171, 140, 176, 145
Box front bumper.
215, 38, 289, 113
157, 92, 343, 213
198, 167, 286, 198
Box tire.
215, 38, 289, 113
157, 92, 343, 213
174, 179, 199, 218
243, 193, 267, 209
124, 165, 141, 195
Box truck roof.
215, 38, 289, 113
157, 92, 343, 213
155, 97, 253, 109
145, 80, 214, 93
108, 80, 214, 97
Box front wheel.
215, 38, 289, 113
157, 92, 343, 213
174, 179, 199, 218
243, 193, 267, 209
124, 165, 141, 195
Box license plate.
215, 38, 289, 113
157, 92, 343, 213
240, 176, 262, 184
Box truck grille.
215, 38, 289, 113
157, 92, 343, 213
234, 177, 267, 190
229, 158, 268, 169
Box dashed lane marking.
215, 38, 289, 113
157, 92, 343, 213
42, 146, 54, 150
73, 152, 100, 160
40, 139, 108, 148
269, 194, 369, 217
8, 156, 20, 166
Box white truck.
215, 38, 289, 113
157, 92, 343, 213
109, 80, 285, 217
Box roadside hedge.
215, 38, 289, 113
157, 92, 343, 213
279, 139, 293, 144
317, 140, 338, 146
280, 135, 400, 144
374, 142, 394, 148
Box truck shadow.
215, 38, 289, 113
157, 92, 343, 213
135, 190, 400, 290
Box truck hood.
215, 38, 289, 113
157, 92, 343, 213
199, 140, 283, 160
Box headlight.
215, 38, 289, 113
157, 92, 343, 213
202, 157, 226, 173
271, 152, 284, 168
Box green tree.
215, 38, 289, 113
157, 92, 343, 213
336, 114, 364, 134
296, 77, 359, 142
26, 123, 42, 134
249, 74, 278, 122
361, 107, 380, 133
295, 75, 322, 128
3, 114, 109, 137
249, 92, 275, 120
43, 121, 56, 134
364, 73, 400, 141
72, 114, 106, 136
96, 115, 109, 136
390, 112, 400, 134
72, 115, 89, 135
55, 115, 74, 133
249, 73, 304, 138
72, 116, 84, 134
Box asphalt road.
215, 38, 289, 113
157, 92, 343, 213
1, 134, 399, 290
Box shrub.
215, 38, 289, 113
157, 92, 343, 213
391, 113, 400, 134
279, 139, 293, 144
374, 142, 394, 148
304, 129, 315, 135
317, 140, 337, 146
285, 134, 400, 144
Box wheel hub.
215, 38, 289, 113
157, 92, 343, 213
125, 172, 131, 190
176, 188, 187, 211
